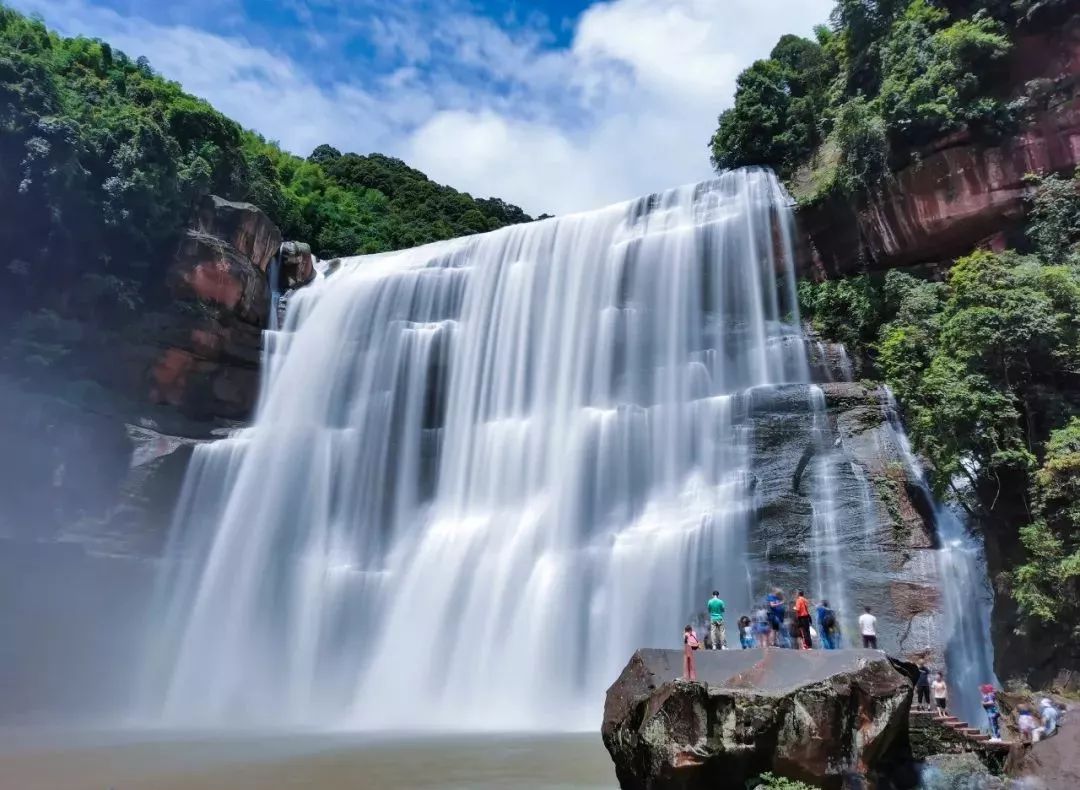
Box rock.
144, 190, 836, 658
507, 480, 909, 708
195, 194, 282, 273
797, 17, 1080, 280
150, 197, 279, 421
601, 648, 916, 789
279, 240, 315, 289
918, 753, 1007, 790
747, 382, 944, 668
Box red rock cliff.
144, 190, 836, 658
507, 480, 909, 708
798, 16, 1080, 280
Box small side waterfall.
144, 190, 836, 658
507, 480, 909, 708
883, 392, 998, 729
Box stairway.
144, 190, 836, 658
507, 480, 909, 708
910, 709, 1009, 748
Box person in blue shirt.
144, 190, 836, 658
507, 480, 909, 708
765, 589, 785, 647
707, 591, 726, 649
816, 599, 837, 650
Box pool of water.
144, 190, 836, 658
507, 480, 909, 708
0, 729, 615, 790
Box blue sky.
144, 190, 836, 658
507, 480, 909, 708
14, 0, 835, 215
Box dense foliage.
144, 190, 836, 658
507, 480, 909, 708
799, 170, 1080, 649
709, 0, 1058, 201
0, 5, 531, 383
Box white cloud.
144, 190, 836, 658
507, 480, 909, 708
11, 0, 835, 216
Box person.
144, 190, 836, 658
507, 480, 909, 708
931, 672, 948, 717
766, 589, 785, 647
816, 599, 837, 650
707, 591, 726, 650
738, 615, 754, 649
753, 608, 770, 648
858, 606, 878, 649
1017, 706, 1038, 743
683, 625, 700, 681
794, 590, 813, 649
915, 665, 931, 711
980, 684, 1001, 740
1040, 697, 1059, 738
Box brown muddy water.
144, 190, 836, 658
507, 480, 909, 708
0, 730, 615, 790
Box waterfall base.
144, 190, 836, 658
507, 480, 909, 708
602, 648, 917, 790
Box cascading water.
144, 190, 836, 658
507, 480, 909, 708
143, 170, 863, 730
882, 393, 998, 729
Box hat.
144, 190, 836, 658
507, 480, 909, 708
980, 684, 994, 694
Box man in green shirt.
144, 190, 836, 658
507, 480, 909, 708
707, 591, 726, 649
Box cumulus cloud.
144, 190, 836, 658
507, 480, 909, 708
12, 0, 835, 215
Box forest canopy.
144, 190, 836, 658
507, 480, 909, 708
0, 4, 532, 336
709, 0, 1067, 202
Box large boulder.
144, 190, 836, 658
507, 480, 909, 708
602, 648, 917, 789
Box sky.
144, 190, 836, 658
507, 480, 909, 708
13, 0, 836, 216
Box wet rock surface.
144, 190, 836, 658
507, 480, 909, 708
747, 382, 943, 666
602, 648, 916, 789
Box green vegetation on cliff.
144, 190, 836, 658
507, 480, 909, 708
799, 169, 1080, 658
709, 0, 1067, 202
0, 4, 531, 377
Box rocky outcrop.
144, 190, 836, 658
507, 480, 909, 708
798, 16, 1080, 280
747, 382, 944, 667
150, 195, 279, 421
279, 240, 315, 289
602, 648, 917, 789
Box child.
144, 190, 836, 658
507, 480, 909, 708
683, 625, 700, 681
738, 615, 753, 649
931, 672, 948, 717
980, 683, 1001, 740
753, 609, 770, 648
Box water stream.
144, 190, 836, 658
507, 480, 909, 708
883, 392, 998, 729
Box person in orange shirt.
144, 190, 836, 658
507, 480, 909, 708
794, 590, 813, 649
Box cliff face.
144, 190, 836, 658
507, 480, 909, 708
799, 17, 1080, 279
0, 196, 301, 545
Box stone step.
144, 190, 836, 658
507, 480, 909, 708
959, 728, 984, 737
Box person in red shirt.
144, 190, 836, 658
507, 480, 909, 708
794, 590, 813, 649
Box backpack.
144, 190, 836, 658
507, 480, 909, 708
822, 610, 836, 631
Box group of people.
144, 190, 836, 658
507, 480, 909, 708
914, 666, 1062, 743
682, 589, 884, 680
685, 589, 880, 654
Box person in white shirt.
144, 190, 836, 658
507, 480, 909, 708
858, 605, 878, 649
1040, 698, 1059, 737
931, 672, 948, 717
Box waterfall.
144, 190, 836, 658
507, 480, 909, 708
883, 393, 998, 729
142, 171, 863, 730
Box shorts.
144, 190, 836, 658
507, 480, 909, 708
935, 697, 947, 711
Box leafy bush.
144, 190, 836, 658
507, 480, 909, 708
753, 772, 820, 790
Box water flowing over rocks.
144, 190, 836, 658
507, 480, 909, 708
602, 648, 917, 789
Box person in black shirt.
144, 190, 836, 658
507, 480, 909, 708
915, 664, 931, 711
